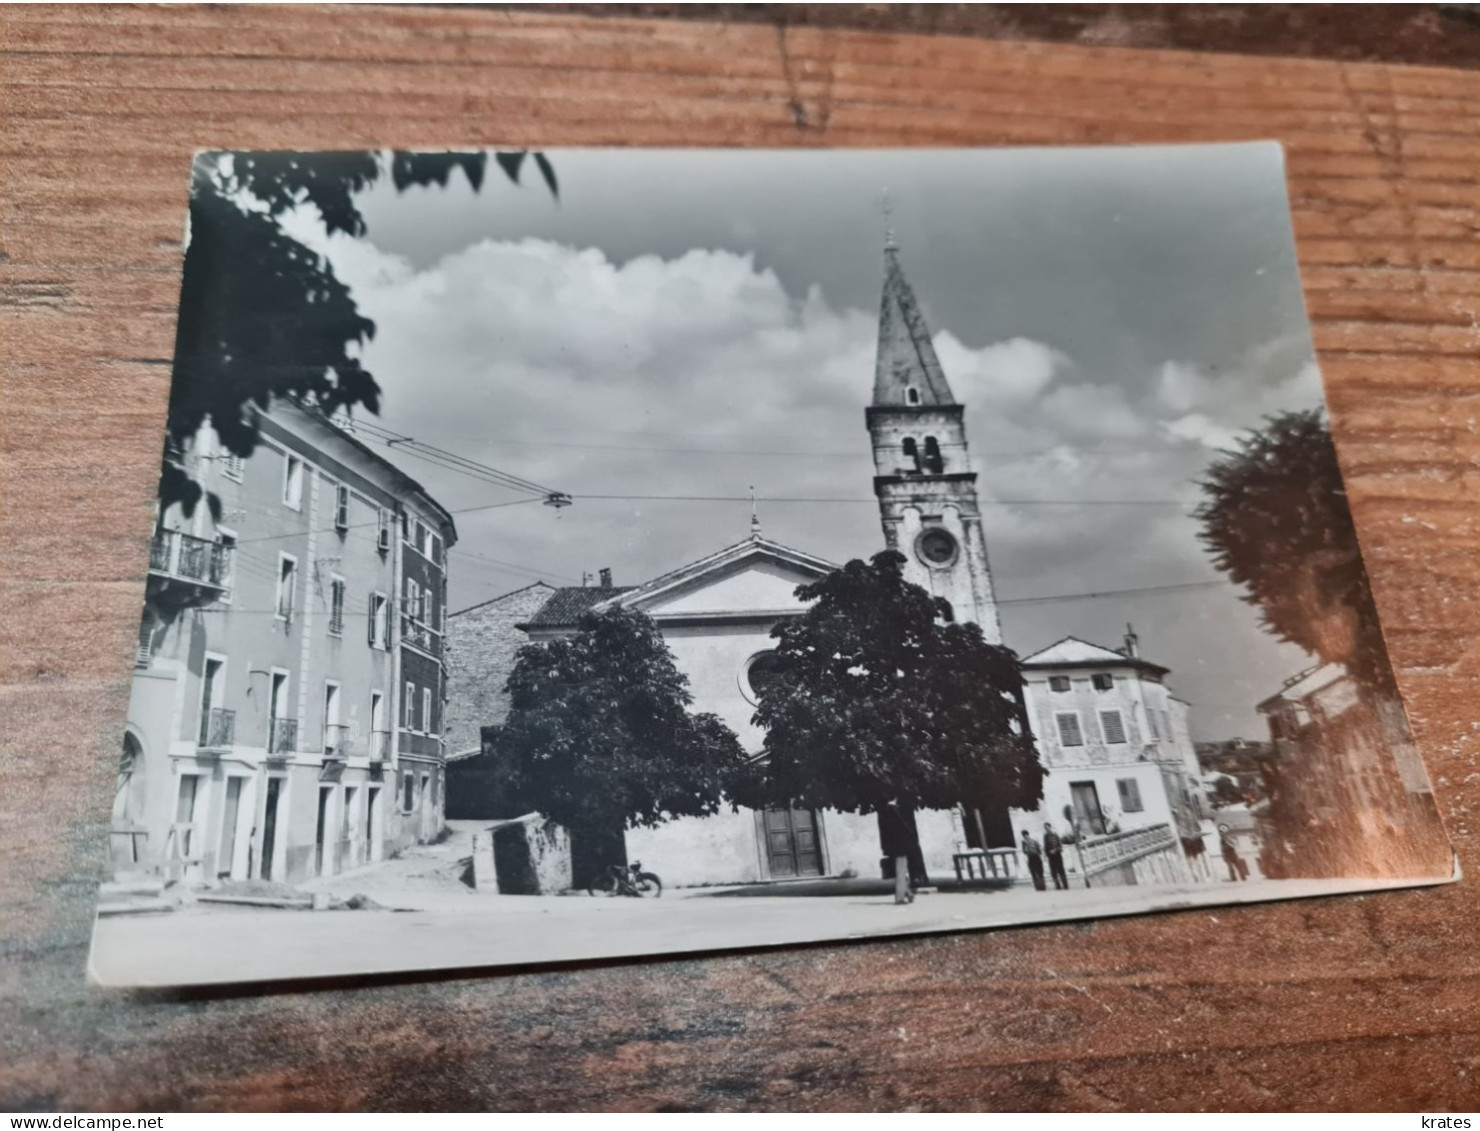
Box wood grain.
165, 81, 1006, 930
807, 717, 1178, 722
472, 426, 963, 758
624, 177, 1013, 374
4, 5, 1480, 1112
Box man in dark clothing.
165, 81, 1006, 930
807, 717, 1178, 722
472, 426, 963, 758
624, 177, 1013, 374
1020, 830, 1046, 891
1043, 823, 1069, 890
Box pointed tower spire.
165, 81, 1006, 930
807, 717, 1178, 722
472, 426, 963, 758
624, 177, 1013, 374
873, 240, 957, 409
749, 485, 762, 540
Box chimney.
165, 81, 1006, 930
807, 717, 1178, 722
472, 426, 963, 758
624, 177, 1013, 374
599, 567, 612, 590
1123, 622, 1140, 659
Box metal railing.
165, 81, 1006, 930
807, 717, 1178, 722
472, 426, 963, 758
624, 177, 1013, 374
1077, 823, 1178, 878
199, 706, 235, 749
952, 847, 1021, 883
268, 716, 298, 755
150, 529, 231, 588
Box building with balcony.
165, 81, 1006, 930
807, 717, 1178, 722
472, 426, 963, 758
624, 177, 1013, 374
116, 399, 456, 887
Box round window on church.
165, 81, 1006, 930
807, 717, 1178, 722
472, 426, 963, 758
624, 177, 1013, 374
915, 527, 959, 568
741, 650, 787, 706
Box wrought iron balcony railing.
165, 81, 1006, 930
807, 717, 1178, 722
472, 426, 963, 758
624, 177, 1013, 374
268, 716, 298, 755
199, 707, 235, 749
150, 529, 231, 588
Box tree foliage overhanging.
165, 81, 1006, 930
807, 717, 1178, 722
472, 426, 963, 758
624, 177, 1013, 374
163, 149, 555, 517
741, 551, 1044, 817
491, 607, 750, 832
1192, 408, 1395, 694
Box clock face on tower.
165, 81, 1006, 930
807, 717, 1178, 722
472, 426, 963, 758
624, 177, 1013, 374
916, 527, 959, 568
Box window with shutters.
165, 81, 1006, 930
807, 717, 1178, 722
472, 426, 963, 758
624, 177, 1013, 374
1117, 777, 1144, 813
1048, 676, 1071, 693
1092, 673, 1114, 691
333, 484, 350, 532
422, 688, 433, 735
1055, 712, 1084, 747
222, 452, 245, 481
1099, 709, 1127, 744
404, 680, 417, 730
329, 576, 345, 636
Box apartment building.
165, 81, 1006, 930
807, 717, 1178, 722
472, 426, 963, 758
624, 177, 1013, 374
115, 400, 456, 887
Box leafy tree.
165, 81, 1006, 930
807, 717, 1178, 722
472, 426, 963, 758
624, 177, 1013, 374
492, 607, 750, 886
1193, 408, 1396, 695
742, 551, 1044, 878
1206, 774, 1245, 809
163, 148, 556, 517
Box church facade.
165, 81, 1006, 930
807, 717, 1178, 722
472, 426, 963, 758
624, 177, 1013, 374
446, 242, 1212, 890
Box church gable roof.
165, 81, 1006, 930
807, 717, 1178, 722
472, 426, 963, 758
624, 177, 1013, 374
873, 245, 957, 409
610, 536, 838, 621
1021, 635, 1170, 676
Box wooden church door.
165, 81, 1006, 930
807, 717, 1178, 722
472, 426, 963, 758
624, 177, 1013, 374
763, 807, 823, 878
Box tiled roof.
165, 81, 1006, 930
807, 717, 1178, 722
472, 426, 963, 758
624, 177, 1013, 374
522, 585, 635, 628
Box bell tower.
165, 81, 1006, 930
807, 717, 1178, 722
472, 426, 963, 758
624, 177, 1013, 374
866, 239, 1002, 643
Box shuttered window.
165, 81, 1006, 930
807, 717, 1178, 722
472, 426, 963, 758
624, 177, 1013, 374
1055, 712, 1084, 747
1117, 778, 1144, 813
1100, 709, 1127, 745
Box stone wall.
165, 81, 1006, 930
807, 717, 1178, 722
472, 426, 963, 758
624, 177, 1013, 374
444, 582, 554, 760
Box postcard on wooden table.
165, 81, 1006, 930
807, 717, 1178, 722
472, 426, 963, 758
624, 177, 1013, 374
90, 142, 1455, 988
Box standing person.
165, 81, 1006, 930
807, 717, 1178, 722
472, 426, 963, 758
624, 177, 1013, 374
1020, 830, 1046, 891
1043, 823, 1069, 891
1218, 823, 1247, 882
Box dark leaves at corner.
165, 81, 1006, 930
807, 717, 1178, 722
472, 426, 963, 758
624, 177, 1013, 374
533, 152, 560, 200
495, 151, 527, 185
390, 151, 491, 193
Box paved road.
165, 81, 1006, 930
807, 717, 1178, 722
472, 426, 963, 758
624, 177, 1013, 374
89, 873, 1440, 988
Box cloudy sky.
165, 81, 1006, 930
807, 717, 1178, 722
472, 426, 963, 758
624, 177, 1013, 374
282, 143, 1331, 741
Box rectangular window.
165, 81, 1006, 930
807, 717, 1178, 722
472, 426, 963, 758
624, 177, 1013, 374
1099, 709, 1127, 745
323, 682, 341, 755
422, 688, 433, 735
198, 656, 225, 746
329, 576, 346, 636
1146, 707, 1160, 740
1055, 712, 1084, 748
377, 508, 392, 554
1117, 777, 1144, 813
222, 452, 245, 481
405, 680, 417, 730
276, 554, 298, 621
368, 592, 388, 649
430, 533, 443, 566
283, 454, 304, 510
215, 530, 237, 603
402, 772, 415, 813
1048, 676, 1071, 693
370, 691, 386, 759
1092, 673, 1114, 692
416, 521, 430, 557
333, 483, 350, 532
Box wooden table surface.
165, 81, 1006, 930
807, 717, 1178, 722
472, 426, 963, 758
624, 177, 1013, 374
4, 4, 1480, 1112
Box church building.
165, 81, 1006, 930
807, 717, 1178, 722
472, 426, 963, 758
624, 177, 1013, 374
446, 241, 1211, 890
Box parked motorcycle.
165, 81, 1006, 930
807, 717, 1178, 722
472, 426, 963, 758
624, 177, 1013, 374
589, 861, 663, 898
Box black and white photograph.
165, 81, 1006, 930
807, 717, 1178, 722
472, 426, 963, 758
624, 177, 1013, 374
90, 142, 1455, 988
